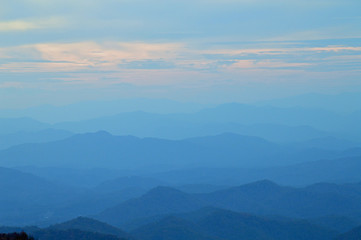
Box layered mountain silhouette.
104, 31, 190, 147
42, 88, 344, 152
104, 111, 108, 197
95, 180, 361, 229
0, 98, 208, 123
131, 215, 222, 240
131, 208, 336, 240
0, 210, 339, 240
0, 129, 73, 150
0, 167, 83, 226
201, 180, 361, 218
2, 101, 361, 144
148, 155, 361, 186
0, 131, 356, 169
96, 186, 207, 226
1, 180, 361, 239
0, 217, 130, 240
0, 100, 360, 239
337, 225, 361, 240
49, 103, 361, 141
0, 118, 49, 135
53, 110, 336, 142
259, 92, 361, 113
48, 217, 131, 239
93, 176, 166, 194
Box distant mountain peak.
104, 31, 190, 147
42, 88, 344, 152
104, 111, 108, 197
85, 130, 113, 137
145, 186, 187, 197
58, 216, 99, 223
236, 180, 284, 193
51, 216, 109, 229
65, 131, 140, 143
243, 179, 280, 188
50, 216, 129, 239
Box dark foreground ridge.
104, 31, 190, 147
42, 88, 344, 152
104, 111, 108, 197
0, 232, 34, 240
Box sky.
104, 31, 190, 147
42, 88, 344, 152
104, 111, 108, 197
0, 0, 361, 108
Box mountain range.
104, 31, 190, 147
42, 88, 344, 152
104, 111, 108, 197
2, 101, 361, 143
3, 209, 361, 240
95, 180, 361, 230
0, 131, 358, 170
1, 96, 361, 239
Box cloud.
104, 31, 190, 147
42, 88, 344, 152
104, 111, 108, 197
0, 40, 360, 89
59, 69, 215, 87
306, 46, 361, 52
266, 27, 361, 42
35, 41, 183, 62
0, 20, 39, 31
0, 41, 185, 73
0, 17, 67, 32
202, 45, 361, 57
0, 62, 90, 73
0, 82, 23, 89
228, 60, 311, 70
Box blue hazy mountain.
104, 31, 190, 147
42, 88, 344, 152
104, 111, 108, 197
190, 103, 361, 137
0, 168, 159, 226
265, 155, 361, 185
337, 225, 361, 240
0, 131, 354, 169
14, 166, 134, 188
49, 177, 169, 219
2, 92, 360, 122
49, 103, 361, 142
0, 99, 209, 123
0, 118, 49, 135
0, 129, 73, 150
175, 184, 229, 194
0, 211, 337, 240
2, 176, 361, 236
30, 229, 126, 240
0, 227, 127, 240
147, 155, 361, 186
131, 208, 336, 240
218, 124, 331, 144
93, 176, 166, 194
53, 111, 335, 142
130, 215, 222, 240
48, 216, 131, 239
307, 215, 361, 233
0, 167, 84, 226
53, 188, 153, 221
3, 102, 360, 143
96, 186, 207, 227
201, 180, 361, 219
24, 157, 361, 193
0, 98, 360, 238
95, 180, 361, 230
287, 136, 360, 151
258, 92, 361, 113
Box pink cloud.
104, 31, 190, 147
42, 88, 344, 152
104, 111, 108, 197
227, 60, 311, 69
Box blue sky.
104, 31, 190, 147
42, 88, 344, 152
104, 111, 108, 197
0, 0, 361, 108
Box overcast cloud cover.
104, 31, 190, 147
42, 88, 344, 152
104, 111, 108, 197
1, 0, 361, 108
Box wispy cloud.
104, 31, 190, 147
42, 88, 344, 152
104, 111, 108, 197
0, 40, 360, 88
202, 46, 361, 57
0, 20, 39, 31
0, 0, 360, 107
0, 41, 184, 72
0, 82, 23, 88
228, 60, 311, 69
36, 42, 183, 64
0, 17, 67, 32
